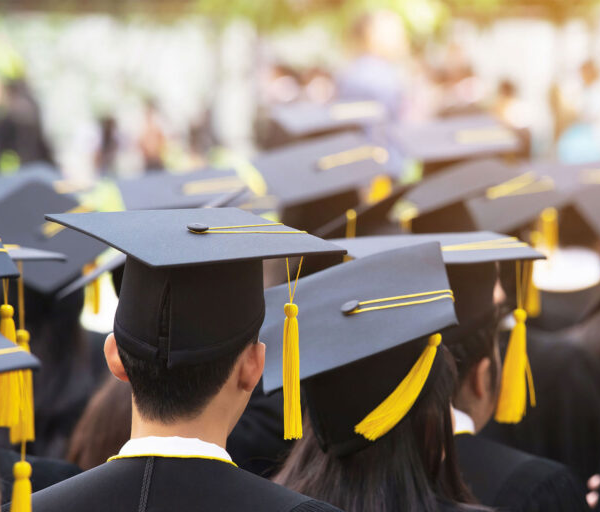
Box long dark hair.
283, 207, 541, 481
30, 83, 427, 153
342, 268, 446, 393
273, 347, 481, 512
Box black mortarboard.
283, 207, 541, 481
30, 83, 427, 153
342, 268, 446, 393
45, 207, 344, 364
463, 160, 600, 237
333, 232, 544, 424
0, 180, 106, 294
398, 158, 519, 233
253, 131, 394, 232
269, 100, 387, 140
392, 115, 522, 173
117, 168, 247, 210
261, 242, 457, 455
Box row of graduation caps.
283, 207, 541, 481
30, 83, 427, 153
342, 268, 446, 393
0, 97, 598, 508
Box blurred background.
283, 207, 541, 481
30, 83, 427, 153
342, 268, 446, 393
1, 0, 600, 182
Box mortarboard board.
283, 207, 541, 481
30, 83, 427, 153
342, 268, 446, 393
268, 100, 387, 140
253, 131, 394, 232
117, 168, 247, 211
392, 114, 522, 174
332, 232, 544, 425
261, 242, 457, 455
45, 207, 346, 440
0, 180, 107, 294
397, 158, 520, 233
0, 332, 39, 374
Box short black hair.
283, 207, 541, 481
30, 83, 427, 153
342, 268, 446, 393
118, 333, 258, 423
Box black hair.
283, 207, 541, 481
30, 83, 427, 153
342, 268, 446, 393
118, 333, 258, 424
274, 347, 484, 512
447, 308, 502, 393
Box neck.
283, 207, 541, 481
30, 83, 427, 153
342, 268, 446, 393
130, 397, 231, 450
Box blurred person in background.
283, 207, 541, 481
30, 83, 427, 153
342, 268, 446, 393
336, 10, 409, 119
67, 377, 132, 471
0, 79, 54, 171
491, 79, 531, 157
94, 115, 119, 176
137, 99, 166, 172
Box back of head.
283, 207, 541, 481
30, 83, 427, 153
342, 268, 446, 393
274, 347, 473, 512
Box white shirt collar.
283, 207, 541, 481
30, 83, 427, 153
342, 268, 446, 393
453, 408, 476, 435
117, 436, 232, 463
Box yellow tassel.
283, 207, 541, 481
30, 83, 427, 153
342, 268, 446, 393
540, 207, 558, 253
83, 264, 100, 315
10, 460, 31, 512
367, 175, 392, 204
1, 304, 17, 342
355, 333, 441, 441
345, 209, 357, 239
10, 330, 34, 444
283, 303, 302, 440
495, 308, 534, 423
0, 304, 20, 428
525, 273, 540, 318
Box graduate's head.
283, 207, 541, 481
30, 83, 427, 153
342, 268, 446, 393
105, 330, 264, 426
263, 244, 477, 512
444, 263, 503, 432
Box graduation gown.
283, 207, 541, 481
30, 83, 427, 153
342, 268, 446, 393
482, 332, 600, 483
0, 448, 80, 505
26, 437, 342, 512
456, 433, 588, 511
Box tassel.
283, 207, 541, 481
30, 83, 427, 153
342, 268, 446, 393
282, 257, 304, 440
367, 175, 392, 204
495, 308, 534, 423
525, 273, 541, 318
10, 330, 34, 444
0, 303, 19, 428
355, 333, 441, 441
283, 302, 302, 440
540, 207, 558, 253
83, 264, 100, 315
10, 460, 31, 512
1, 304, 16, 342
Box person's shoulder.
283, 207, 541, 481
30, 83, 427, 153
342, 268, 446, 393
289, 500, 344, 512
30, 458, 147, 512
456, 434, 586, 511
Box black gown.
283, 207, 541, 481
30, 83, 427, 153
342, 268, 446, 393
456, 433, 588, 511
0, 448, 80, 505
483, 332, 600, 483
25, 456, 343, 512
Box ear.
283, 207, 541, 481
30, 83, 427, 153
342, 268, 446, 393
471, 357, 492, 399
238, 341, 265, 393
104, 333, 130, 382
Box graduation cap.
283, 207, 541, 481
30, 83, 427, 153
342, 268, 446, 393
268, 100, 387, 140
0, 240, 19, 280
117, 168, 247, 210
392, 114, 522, 172
45, 207, 345, 439
397, 158, 520, 233
313, 184, 408, 239
253, 131, 394, 232
333, 232, 544, 425
0, 179, 107, 294
261, 242, 458, 455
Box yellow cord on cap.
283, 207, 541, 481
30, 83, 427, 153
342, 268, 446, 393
283, 257, 303, 440
83, 263, 101, 315
355, 334, 442, 441
495, 261, 536, 423
540, 207, 559, 254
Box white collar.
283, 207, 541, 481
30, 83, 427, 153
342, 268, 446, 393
115, 436, 233, 463
453, 408, 476, 435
